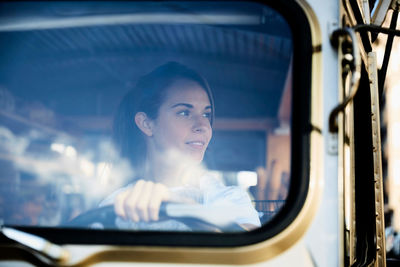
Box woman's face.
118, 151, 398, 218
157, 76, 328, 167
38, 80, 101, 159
147, 79, 212, 163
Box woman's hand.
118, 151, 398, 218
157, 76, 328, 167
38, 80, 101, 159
114, 180, 170, 222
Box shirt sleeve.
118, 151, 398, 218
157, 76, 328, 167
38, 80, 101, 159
200, 175, 261, 227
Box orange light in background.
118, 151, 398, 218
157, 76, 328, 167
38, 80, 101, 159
377, 14, 400, 231
387, 83, 400, 231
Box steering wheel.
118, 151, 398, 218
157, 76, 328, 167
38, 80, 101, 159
64, 204, 244, 232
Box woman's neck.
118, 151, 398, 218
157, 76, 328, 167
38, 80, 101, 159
143, 148, 184, 186
144, 148, 204, 187
146, 160, 184, 187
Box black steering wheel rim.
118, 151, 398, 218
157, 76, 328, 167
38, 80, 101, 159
64, 204, 240, 232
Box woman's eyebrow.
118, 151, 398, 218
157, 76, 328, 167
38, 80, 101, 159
170, 103, 193, 109
170, 103, 212, 110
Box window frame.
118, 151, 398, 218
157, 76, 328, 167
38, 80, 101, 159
0, 0, 323, 262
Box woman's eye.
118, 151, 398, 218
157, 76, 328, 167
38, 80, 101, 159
177, 110, 190, 116
203, 112, 211, 118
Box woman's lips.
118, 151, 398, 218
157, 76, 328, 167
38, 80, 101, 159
185, 141, 206, 150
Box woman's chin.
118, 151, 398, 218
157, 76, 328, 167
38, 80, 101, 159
187, 150, 205, 163
162, 148, 204, 165
179, 151, 204, 165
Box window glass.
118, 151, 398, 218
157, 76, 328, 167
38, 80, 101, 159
0, 1, 292, 232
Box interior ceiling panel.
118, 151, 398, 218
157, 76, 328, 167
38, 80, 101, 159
1, 23, 291, 65
0, 3, 292, 123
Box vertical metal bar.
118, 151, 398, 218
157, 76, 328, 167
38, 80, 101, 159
368, 52, 386, 267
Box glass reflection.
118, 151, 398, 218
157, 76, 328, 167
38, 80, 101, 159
0, 1, 292, 232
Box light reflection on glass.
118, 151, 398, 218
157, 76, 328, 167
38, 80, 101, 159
0, 1, 292, 231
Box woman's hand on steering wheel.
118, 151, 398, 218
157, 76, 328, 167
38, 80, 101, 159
114, 180, 170, 222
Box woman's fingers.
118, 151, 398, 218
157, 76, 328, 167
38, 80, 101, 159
125, 180, 147, 222
114, 189, 129, 219
115, 180, 144, 222
148, 183, 169, 221
114, 180, 170, 222
135, 181, 153, 222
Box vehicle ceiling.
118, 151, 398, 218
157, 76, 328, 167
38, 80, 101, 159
0, 1, 292, 134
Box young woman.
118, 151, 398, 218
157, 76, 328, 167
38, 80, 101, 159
102, 62, 260, 231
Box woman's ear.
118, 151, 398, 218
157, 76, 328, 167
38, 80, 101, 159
134, 112, 153, 137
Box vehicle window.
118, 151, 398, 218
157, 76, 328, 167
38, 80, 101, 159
0, 1, 293, 235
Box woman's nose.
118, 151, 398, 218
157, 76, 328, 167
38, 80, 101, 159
192, 115, 211, 133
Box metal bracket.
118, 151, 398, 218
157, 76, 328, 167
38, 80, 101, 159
391, 0, 400, 11
329, 28, 362, 133
354, 24, 400, 36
